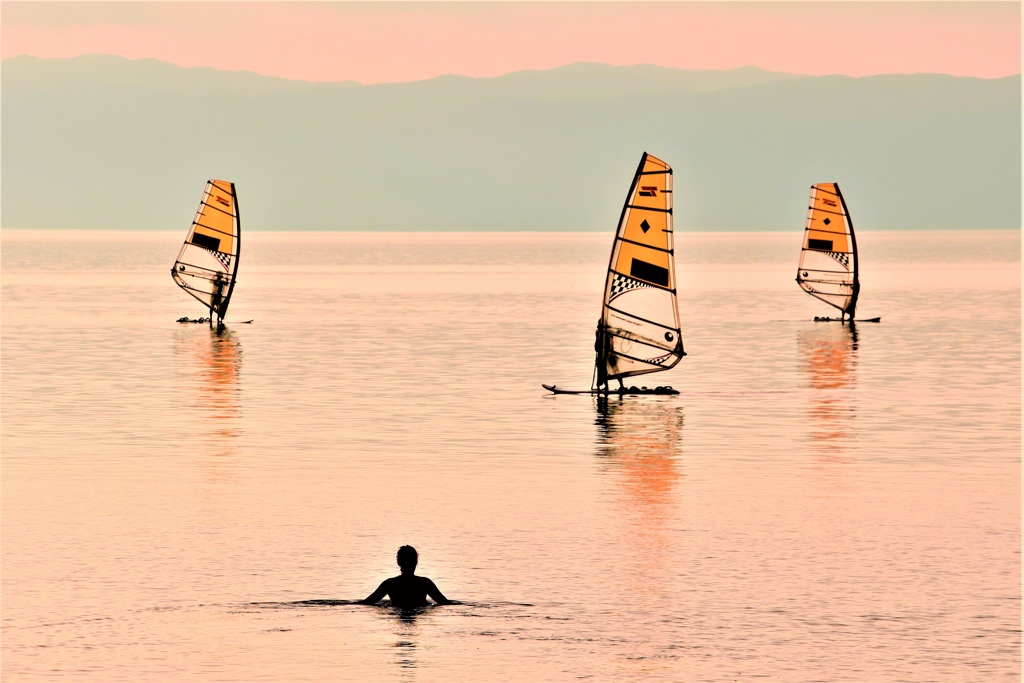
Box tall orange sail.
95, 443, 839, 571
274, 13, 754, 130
171, 180, 241, 324
796, 183, 859, 319
596, 153, 685, 388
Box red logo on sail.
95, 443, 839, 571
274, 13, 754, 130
822, 198, 837, 207
638, 186, 658, 197
215, 195, 230, 207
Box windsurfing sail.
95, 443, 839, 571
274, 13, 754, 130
595, 153, 685, 390
171, 180, 240, 323
795, 183, 859, 319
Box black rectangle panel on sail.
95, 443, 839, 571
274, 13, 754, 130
629, 258, 669, 287
190, 232, 222, 252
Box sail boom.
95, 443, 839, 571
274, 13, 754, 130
174, 264, 233, 279
798, 268, 856, 276
799, 273, 854, 280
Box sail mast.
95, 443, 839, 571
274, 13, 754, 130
219, 182, 241, 323
835, 184, 858, 320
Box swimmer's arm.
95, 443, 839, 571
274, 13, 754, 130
361, 579, 391, 605
425, 579, 453, 605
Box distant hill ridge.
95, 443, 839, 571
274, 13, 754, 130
3, 54, 804, 95
2, 55, 1020, 230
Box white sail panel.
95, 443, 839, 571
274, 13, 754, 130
598, 153, 684, 385
796, 182, 858, 317
171, 180, 240, 320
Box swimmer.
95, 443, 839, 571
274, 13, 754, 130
361, 545, 453, 608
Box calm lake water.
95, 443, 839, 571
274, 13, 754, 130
2, 230, 1020, 682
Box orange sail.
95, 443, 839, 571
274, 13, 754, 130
171, 180, 240, 323
596, 153, 685, 387
796, 183, 859, 318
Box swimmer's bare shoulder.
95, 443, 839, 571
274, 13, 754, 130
420, 576, 453, 605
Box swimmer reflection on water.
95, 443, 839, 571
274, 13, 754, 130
361, 546, 454, 608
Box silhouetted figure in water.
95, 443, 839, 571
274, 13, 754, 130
361, 546, 452, 608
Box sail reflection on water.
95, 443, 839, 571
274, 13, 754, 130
594, 397, 684, 584
173, 327, 243, 461
798, 323, 858, 458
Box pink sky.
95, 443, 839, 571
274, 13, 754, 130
2, 1, 1019, 83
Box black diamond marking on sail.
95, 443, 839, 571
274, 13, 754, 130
609, 272, 653, 301
640, 219, 651, 234
823, 217, 832, 226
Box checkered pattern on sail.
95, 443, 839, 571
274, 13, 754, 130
828, 251, 850, 268
203, 248, 233, 270
609, 272, 653, 302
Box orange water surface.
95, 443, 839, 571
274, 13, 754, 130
2, 230, 1019, 681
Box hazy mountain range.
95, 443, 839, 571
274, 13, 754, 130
2, 55, 1020, 231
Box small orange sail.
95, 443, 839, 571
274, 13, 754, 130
171, 180, 241, 324
796, 183, 859, 319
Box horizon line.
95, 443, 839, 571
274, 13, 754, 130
4, 228, 1020, 236
3, 53, 1019, 87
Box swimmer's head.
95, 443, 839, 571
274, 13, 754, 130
397, 545, 418, 573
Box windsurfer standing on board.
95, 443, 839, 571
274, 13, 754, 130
595, 320, 624, 393
211, 272, 225, 309
361, 546, 453, 608
595, 320, 608, 391
210, 271, 226, 328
